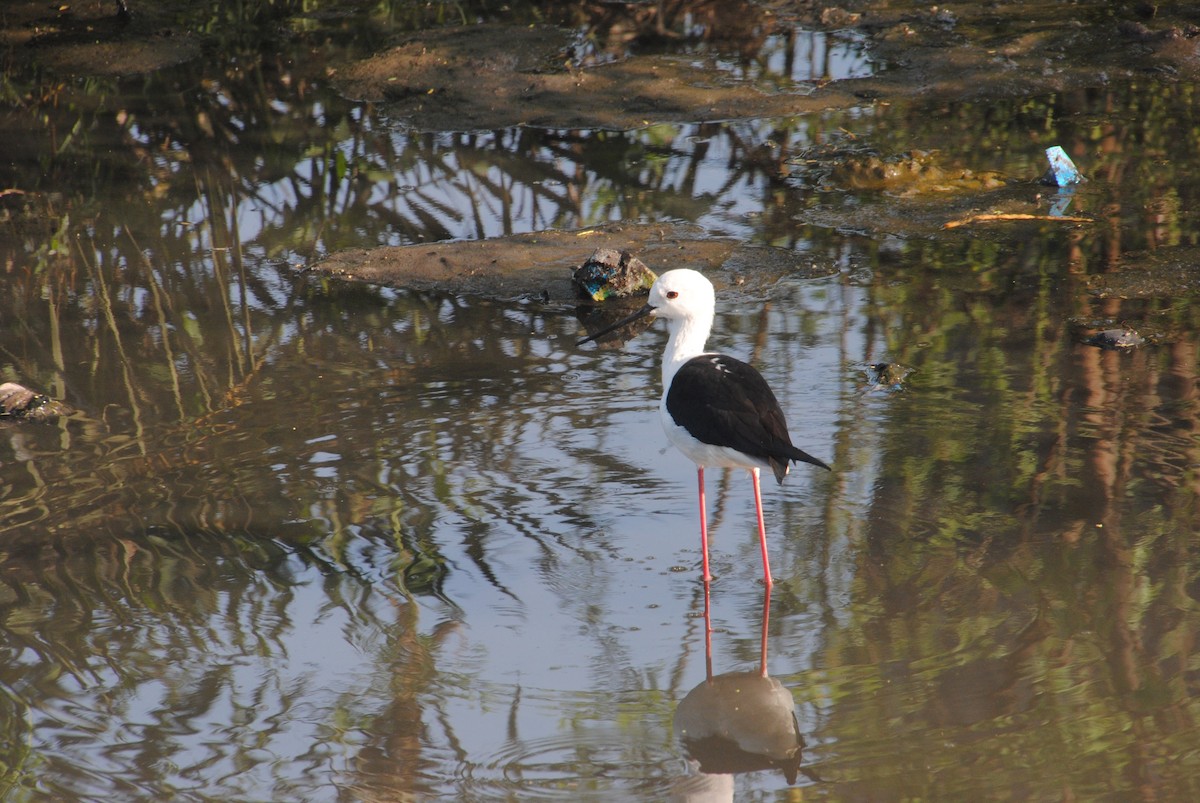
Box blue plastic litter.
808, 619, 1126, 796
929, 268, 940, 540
1042, 146, 1085, 186
1048, 189, 1076, 217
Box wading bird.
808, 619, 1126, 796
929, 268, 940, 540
578, 269, 829, 589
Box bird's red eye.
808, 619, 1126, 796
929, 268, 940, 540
666, 291, 679, 299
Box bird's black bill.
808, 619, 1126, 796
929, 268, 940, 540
576, 302, 656, 346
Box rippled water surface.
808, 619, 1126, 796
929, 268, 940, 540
3, 2, 1200, 801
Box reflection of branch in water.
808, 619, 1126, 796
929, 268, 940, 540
0, 516, 395, 798
77, 235, 148, 455
349, 604, 461, 801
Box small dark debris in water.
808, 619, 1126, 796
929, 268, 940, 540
860, 362, 914, 393
1040, 146, 1085, 187
572, 248, 657, 302
0, 382, 73, 421
1085, 328, 1145, 350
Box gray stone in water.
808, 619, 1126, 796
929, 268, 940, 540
1086, 328, 1145, 350
572, 248, 657, 302
0, 382, 73, 421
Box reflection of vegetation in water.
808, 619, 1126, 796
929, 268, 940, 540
8, 10, 1197, 270
790, 217, 1200, 796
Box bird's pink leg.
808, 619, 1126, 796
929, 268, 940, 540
703, 567, 715, 674
697, 466, 712, 584
751, 468, 774, 590
759, 583, 772, 677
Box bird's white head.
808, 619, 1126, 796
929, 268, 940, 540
645, 269, 716, 384
576, 268, 716, 368
647, 269, 716, 324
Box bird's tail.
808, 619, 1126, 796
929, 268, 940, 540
769, 448, 831, 484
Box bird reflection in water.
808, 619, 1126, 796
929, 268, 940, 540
671, 586, 815, 799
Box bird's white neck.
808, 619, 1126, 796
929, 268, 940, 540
660, 313, 713, 390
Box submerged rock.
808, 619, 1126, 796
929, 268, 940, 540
1085, 328, 1146, 350
861, 362, 915, 392
815, 150, 1008, 195
0, 382, 73, 422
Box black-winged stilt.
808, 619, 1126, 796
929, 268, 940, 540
578, 268, 829, 589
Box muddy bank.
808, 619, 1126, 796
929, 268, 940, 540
1, 0, 202, 74
306, 222, 835, 304
329, 2, 1200, 132
330, 21, 852, 131
14, 2, 1199, 128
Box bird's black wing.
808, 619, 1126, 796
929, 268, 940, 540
665, 354, 829, 483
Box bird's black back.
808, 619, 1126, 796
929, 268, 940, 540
665, 354, 829, 483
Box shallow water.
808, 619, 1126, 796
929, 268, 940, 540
3, 4, 1200, 801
